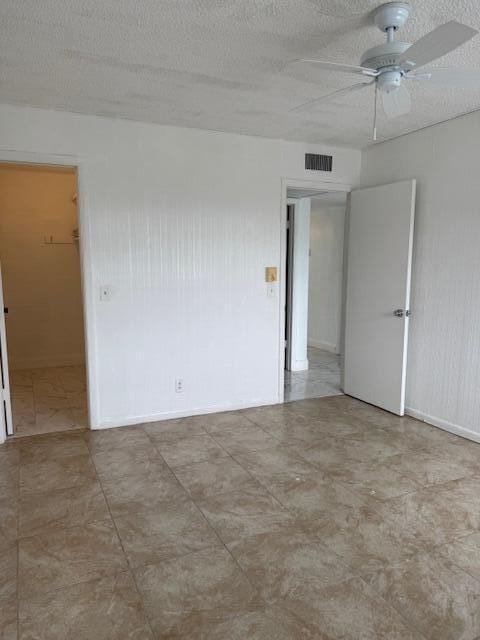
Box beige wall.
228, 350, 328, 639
0, 163, 84, 370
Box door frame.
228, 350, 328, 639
278, 178, 352, 403
284, 200, 296, 372
0, 150, 95, 443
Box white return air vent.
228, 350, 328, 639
305, 153, 333, 172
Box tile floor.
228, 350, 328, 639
284, 346, 342, 402
9, 365, 88, 437
2, 395, 480, 638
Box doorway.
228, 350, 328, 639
0, 162, 88, 437
284, 188, 347, 402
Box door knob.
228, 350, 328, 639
393, 309, 404, 317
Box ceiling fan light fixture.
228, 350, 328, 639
377, 69, 402, 93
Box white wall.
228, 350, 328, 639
361, 111, 480, 442
0, 164, 84, 370
290, 198, 310, 371
0, 104, 361, 430
308, 202, 345, 353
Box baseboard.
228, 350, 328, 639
10, 353, 85, 370
307, 339, 338, 354
406, 407, 480, 444
93, 396, 282, 430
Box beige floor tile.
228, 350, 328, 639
244, 404, 303, 426
210, 424, 278, 455
320, 504, 425, 575
234, 445, 317, 482
114, 496, 220, 568
0, 446, 19, 506
16, 415, 84, 437
84, 425, 152, 453
0, 546, 17, 637
0, 544, 17, 603
365, 550, 480, 640
377, 477, 480, 549
19, 479, 110, 537
101, 466, 187, 517
134, 546, 261, 638
229, 528, 354, 604
19, 453, 96, 495
342, 425, 414, 456
330, 458, 422, 501
341, 403, 415, 429
262, 472, 376, 530
11, 366, 88, 438
19, 520, 127, 598
19, 572, 153, 640
378, 416, 461, 450
294, 431, 404, 473
173, 456, 254, 499
4, 393, 480, 638
201, 606, 320, 640
155, 433, 229, 468
439, 532, 480, 581
286, 577, 424, 639
427, 477, 480, 542
143, 416, 208, 443
0, 499, 18, 549
261, 414, 365, 447
438, 438, 480, 472
18, 431, 89, 464
197, 483, 295, 544
382, 448, 476, 488
92, 445, 165, 482
10, 386, 35, 432
201, 410, 257, 434
32, 365, 86, 393
193, 605, 319, 639
0, 594, 17, 640
285, 397, 345, 420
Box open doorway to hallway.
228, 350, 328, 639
284, 189, 347, 402
0, 163, 88, 437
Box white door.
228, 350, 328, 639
344, 179, 416, 415
0, 262, 13, 440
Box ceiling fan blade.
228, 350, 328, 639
382, 84, 411, 119
399, 21, 478, 70
294, 59, 378, 77
290, 81, 373, 113
407, 67, 480, 88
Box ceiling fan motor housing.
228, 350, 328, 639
360, 41, 410, 71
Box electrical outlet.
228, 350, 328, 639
175, 378, 184, 393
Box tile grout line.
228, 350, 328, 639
141, 424, 273, 618
166, 460, 266, 602
88, 443, 157, 639
152, 427, 273, 599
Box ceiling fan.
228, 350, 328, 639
291, 2, 480, 139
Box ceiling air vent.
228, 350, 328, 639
305, 153, 333, 172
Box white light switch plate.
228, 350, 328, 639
99, 285, 112, 301
267, 283, 277, 298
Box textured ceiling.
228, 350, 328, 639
1, 1, 480, 148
